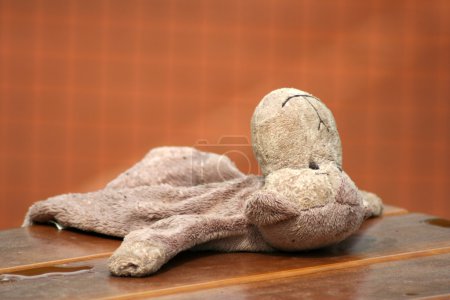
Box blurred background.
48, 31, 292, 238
0, 0, 449, 229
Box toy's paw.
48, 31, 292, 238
108, 241, 167, 277
22, 195, 76, 227
361, 191, 383, 218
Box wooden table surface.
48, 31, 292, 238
0, 205, 449, 300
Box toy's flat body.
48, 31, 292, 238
25, 147, 250, 238
24, 88, 383, 277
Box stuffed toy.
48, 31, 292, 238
23, 88, 383, 277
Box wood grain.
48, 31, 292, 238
0, 213, 449, 300
0, 225, 120, 272
152, 253, 450, 300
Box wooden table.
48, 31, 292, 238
0, 205, 449, 299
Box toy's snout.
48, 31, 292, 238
262, 163, 346, 210
248, 165, 366, 251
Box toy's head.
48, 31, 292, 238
247, 88, 365, 250
251, 88, 342, 176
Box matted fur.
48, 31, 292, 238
23, 88, 383, 277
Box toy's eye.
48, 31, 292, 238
309, 161, 319, 170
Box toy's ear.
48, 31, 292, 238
245, 190, 299, 226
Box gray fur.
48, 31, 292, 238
23, 88, 383, 277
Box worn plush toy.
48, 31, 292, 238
23, 88, 383, 277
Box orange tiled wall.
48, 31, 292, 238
1, 0, 449, 229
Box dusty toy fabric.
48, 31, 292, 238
23, 88, 383, 277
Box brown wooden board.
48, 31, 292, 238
0, 213, 449, 300
0, 225, 120, 272
154, 253, 450, 300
